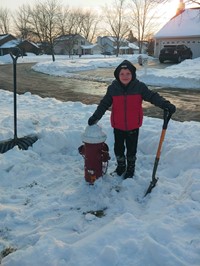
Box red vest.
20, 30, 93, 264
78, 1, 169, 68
111, 94, 143, 130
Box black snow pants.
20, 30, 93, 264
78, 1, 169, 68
113, 128, 139, 159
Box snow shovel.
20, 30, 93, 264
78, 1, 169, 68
0, 48, 38, 154
144, 110, 172, 197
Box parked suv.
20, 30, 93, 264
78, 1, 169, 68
159, 45, 193, 63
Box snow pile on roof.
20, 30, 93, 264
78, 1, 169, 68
155, 8, 200, 38
129, 43, 139, 49
81, 44, 99, 49
0, 40, 19, 48
0, 34, 9, 40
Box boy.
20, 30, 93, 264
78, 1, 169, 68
88, 60, 176, 179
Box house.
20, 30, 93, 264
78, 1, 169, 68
97, 36, 139, 55
97, 36, 116, 55
19, 40, 41, 55
118, 42, 139, 55
81, 43, 102, 55
154, 8, 200, 59
0, 34, 17, 55
0, 34, 41, 56
54, 34, 95, 55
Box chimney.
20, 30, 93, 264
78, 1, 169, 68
176, 0, 185, 15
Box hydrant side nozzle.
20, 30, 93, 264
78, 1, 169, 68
101, 143, 111, 162
78, 145, 85, 156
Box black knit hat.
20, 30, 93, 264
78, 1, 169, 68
114, 60, 136, 81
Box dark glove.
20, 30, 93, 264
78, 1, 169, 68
163, 102, 176, 115
88, 115, 98, 126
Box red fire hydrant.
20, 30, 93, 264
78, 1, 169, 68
78, 124, 110, 185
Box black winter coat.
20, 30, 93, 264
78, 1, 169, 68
92, 78, 169, 131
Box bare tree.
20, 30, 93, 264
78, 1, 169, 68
59, 8, 99, 42
13, 4, 33, 39
129, 0, 163, 53
12, 1, 100, 59
56, 6, 70, 36
29, 0, 62, 61
103, 0, 130, 57
0, 7, 11, 34
65, 8, 84, 35
29, 4, 48, 43
153, 0, 200, 6
80, 10, 100, 43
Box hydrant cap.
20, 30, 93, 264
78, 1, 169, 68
82, 124, 107, 144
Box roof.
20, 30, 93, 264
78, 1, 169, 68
0, 34, 9, 40
0, 39, 40, 49
55, 34, 82, 41
0, 39, 19, 48
102, 36, 129, 43
21, 40, 40, 48
155, 8, 200, 39
81, 44, 100, 49
0, 34, 16, 40
128, 43, 139, 49
114, 43, 139, 50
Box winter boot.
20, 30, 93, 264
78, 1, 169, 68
115, 156, 126, 176
124, 157, 136, 179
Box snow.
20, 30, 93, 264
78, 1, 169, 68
82, 125, 107, 144
1, 53, 199, 89
0, 40, 19, 49
0, 53, 200, 265
155, 8, 200, 38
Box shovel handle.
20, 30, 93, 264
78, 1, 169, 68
10, 48, 21, 63
156, 110, 171, 158
156, 129, 166, 159
144, 110, 172, 197
10, 48, 21, 139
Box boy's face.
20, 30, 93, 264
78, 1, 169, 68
119, 68, 132, 85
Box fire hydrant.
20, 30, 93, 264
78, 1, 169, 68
78, 124, 110, 185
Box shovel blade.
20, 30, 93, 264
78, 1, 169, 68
144, 177, 158, 197
0, 139, 16, 154
0, 135, 38, 154
16, 135, 38, 150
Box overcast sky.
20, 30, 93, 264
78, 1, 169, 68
1, 0, 109, 11
0, 0, 181, 30
1, 0, 179, 13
